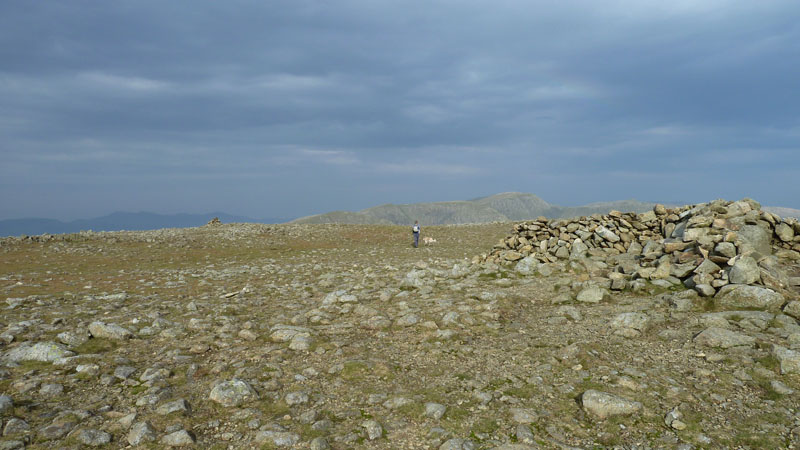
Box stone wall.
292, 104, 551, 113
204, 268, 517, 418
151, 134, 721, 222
485, 198, 800, 304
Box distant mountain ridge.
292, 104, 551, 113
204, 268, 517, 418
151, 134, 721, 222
292, 192, 800, 226
0, 212, 288, 237
291, 192, 661, 225
4, 194, 796, 236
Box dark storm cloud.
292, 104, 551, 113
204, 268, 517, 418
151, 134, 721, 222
1, 0, 799, 219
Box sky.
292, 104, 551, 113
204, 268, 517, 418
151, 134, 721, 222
1, 1, 799, 221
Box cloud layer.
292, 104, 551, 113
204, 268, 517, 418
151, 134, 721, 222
1, 1, 798, 219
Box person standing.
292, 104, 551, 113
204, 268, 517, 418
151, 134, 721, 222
412, 220, 420, 248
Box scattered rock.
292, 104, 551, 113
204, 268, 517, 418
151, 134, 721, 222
285, 391, 309, 405
161, 429, 196, 446
128, 421, 157, 446
425, 402, 447, 420
156, 399, 191, 416
76, 428, 112, 446
362, 419, 383, 440
2, 418, 29, 436
0, 396, 12, 415
209, 379, 259, 407
254, 430, 300, 447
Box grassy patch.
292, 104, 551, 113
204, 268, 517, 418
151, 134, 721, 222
577, 376, 606, 392
471, 416, 500, 435
296, 423, 326, 440
75, 337, 119, 354
341, 361, 370, 381
128, 384, 148, 395
757, 380, 782, 401
504, 383, 540, 399
478, 271, 510, 281
257, 399, 291, 419
396, 401, 424, 419
732, 431, 787, 448
453, 372, 472, 381
756, 355, 780, 372
16, 360, 55, 372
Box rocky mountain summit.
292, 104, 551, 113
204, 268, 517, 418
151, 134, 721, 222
0, 200, 799, 449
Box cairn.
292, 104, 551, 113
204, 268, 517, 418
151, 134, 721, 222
485, 198, 800, 303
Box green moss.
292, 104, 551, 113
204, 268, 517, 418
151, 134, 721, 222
257, 400, 291, 419
128, 385, 148, 395
442, 405, 470, 427
297, 423, 326, 440
341, 361, 370, 381
396, 402, 424, 419
504, 383, 539, 399
471, 417, 500, 435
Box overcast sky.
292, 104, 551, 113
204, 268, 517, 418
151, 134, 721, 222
1, 1, 799, 220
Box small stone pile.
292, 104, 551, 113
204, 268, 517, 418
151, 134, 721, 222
206, 217, 222, 226
485, 198, 800, 302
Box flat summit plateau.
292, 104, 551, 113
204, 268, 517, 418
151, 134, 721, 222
1, 199, 800, 449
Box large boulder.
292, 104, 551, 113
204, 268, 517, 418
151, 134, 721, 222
2, 342, 74, 363
727, 256, 760, 285
610, 312, 650, 337
580, 390, 642, 419
693, 327, 755, 349
773, 345, 800, 374
714, 284, 784, 311
88, 321, 133, 340
514, 256, 540, 275
576, 286, 608, 303
209, 379, 259, 407
775, 222, 795, 243
734, 224, 772, 259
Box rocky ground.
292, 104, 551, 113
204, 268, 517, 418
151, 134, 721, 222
1, 215, 799, 449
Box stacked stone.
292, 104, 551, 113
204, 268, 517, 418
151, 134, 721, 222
490, 209, 663, 264
486, 198, 800, 302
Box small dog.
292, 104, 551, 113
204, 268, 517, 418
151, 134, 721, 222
422, 237, 437, 245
